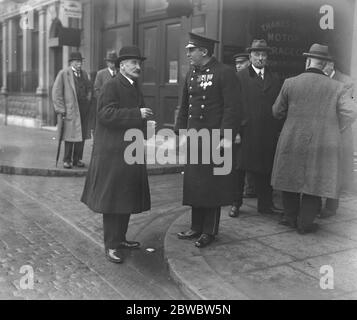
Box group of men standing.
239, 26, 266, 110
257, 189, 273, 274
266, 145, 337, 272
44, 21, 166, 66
52, 32, 357, 264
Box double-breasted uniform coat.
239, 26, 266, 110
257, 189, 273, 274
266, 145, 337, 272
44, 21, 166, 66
174, 57, 241, 207
271, 68, 357, 199
81, 73, 150, 214
52, 67, 92, 141
236, 65, 282, 174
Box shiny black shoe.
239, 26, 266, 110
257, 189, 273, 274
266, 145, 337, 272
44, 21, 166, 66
229, 205, 240, 218
297, 223, 319, 235
177, 230, 201, 240
73, 160, 85, 168
63, 161, 72, 169
105, 249, 123, 263
118, 240, 141, 249
195, 234, 215, 248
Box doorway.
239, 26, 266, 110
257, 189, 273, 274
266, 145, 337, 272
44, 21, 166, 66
138, 18, 181, 127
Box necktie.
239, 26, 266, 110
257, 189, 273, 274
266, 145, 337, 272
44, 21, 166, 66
112, 71, 116, 78
258, 71, 263, 80
74, 71, 80, 78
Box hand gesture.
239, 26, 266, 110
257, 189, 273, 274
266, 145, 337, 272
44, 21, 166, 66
140, 108, 153, 119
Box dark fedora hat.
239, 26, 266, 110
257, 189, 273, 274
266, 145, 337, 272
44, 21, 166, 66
246, 39, 271, 52
303, 43, 333, 61
104, 51, 118, 62
68, 51, 84, 62
117, 46, 146, 63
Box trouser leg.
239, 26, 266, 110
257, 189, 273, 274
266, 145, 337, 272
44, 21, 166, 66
201, 207, 221, 236
282, 191, 300, 225
103, 214, 131, 249
191, 207, 204, 233
244, 172, 256, 195
298, 194, 320, 231
63, 142, 74, 163
233, 169, 246, 207
73, 141, 85, 163
252, 172, 273, 211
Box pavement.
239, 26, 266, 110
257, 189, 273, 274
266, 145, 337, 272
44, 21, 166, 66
0, 125, 184, 176
1, 124, 357, 300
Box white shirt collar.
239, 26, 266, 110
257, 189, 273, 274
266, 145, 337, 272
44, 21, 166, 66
108, 68, 116, 76
120, 72, 134, 85
330, 70, 335, 79
251, 64, 264, 76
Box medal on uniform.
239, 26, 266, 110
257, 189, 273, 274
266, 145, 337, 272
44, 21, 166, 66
199, 74, 213, 90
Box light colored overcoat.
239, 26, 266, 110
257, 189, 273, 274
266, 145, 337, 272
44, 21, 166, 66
271, 69, 357, 198
52, 67, 92, 142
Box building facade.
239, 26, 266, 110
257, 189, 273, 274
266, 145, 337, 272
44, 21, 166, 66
0, 0, 357, 129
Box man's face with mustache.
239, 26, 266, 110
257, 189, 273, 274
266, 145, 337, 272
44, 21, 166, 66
120, 59, 142, 80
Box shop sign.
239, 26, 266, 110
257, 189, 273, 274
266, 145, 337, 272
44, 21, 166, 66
62, 0, 82, 19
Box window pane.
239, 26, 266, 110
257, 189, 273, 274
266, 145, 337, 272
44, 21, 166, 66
142, 26, 157, 83
116, 0, 133, 23
165, 23, 180, 84
104, 0, 116, 26
144, 0, 168, 13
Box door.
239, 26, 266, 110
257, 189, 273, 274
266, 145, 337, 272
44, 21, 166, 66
138, 18, 181, 127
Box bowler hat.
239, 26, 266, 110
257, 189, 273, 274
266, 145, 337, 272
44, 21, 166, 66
302, 43, 333, 61
117, 46, 146, 63
185, 32, 219, 52
246, 39, 271, 52
105, 51, 118, 62
68, 51, 84, 62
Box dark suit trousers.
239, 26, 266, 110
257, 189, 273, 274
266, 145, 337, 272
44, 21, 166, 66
251, 172, 273, 212
102, 214, 130, 249
233, 169, 246, 207
282, 191, 320, 230
64, 141, 84, 164
191, 207, 221, 236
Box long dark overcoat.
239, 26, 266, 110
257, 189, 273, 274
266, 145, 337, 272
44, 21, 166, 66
81, 73, 150, 214
236, 66, 282, 174
174, 57, 241, 207
271, 68, 357, 199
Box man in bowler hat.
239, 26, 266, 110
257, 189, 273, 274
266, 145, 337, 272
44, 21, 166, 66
52, 52, 92, 169
175, 32, 241, 248
94, 51, 119, 99
81, 46, 152, 263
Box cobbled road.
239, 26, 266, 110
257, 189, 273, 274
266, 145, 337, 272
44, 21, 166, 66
0, 173, 188, 300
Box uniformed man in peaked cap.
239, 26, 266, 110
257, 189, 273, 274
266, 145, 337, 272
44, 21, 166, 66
174, 32, 242, 248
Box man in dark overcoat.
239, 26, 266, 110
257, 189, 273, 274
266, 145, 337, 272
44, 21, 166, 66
231, 39, 282, 216
271, 43, 357, 234
174, 32, 241, 248
81, 46, 153, 263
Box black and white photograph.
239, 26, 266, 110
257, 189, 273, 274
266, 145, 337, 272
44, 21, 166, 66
0, 0, 357, 304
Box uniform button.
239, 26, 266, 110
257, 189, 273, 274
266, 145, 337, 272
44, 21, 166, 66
201, 105, 205, 109
206, 69, 210, 72
189, 95, 192, 99
200, 115, 203, 119
202, 96, 206, 99
189, 115, 192, 119
189, 86, 192, 90
189, 104, 192, 108
191, 77, 194, 81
